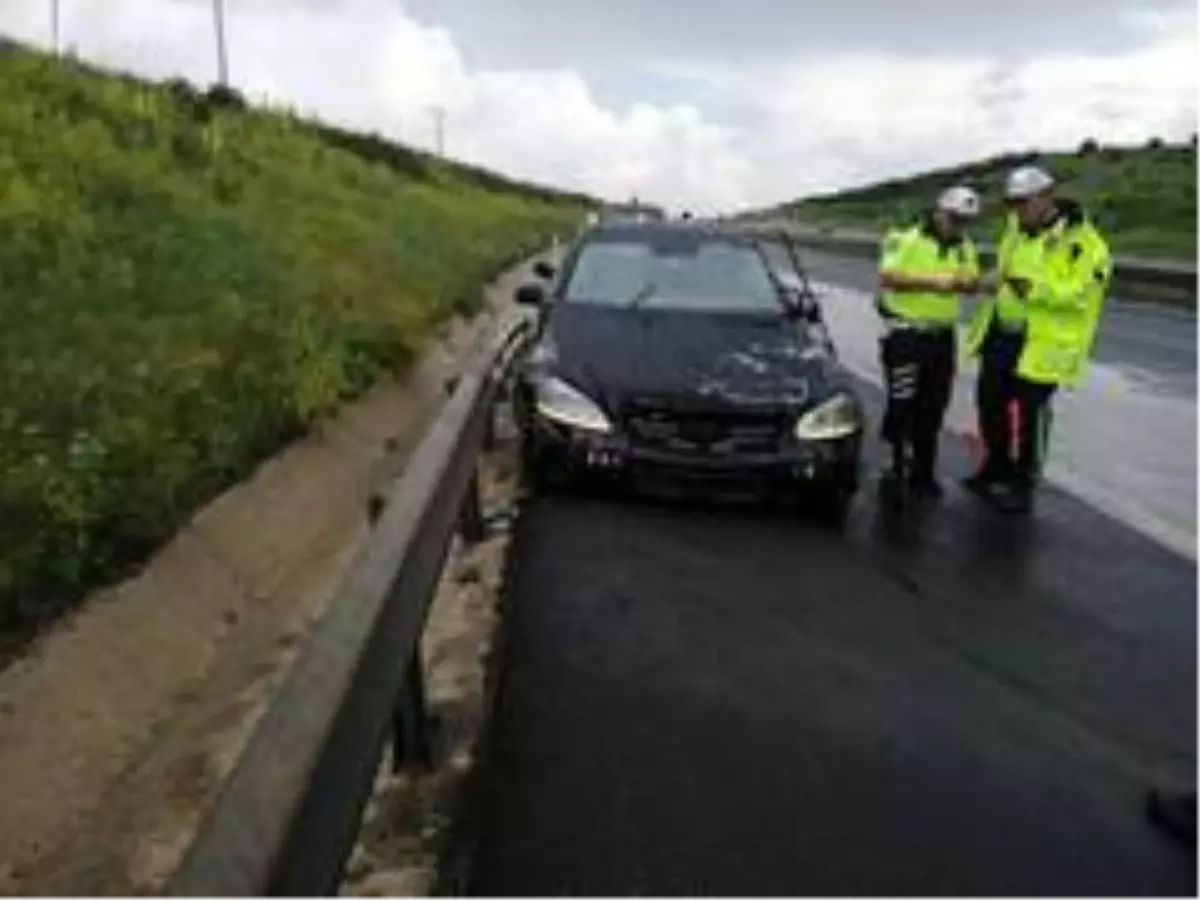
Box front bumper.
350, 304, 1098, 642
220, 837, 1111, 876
527, 413, 860, 500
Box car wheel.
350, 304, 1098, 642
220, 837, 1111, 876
519, 431, 568, 494
804, 474, 857, 527
816, 487, 853, 526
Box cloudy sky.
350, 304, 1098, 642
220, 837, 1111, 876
2, 0, 1195, 212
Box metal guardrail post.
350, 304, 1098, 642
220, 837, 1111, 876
376, 479, 437, 773
368, 493, 385, 526
481, 403, 497, 453
391, 654, 434, 772
458, 468, 486, 545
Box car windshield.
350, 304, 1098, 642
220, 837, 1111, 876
562, 235, 783, 313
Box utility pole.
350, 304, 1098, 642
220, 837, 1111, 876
213, 0, 229, 85
429, 105, 446, 156
51, 0, 60, 54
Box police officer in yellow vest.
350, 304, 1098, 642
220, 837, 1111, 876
961, 165, 1111, 513
877, 185, 982, 499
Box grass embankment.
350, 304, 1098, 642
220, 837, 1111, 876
0, 43, 590, 628
780, 140, 1197, 261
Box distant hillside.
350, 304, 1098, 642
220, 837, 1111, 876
773, 140, 1197, 261
0, 40, 592, 628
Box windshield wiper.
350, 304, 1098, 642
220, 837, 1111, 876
625, 281, 659, 310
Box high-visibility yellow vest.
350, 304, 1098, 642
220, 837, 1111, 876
878, 221, 980, 326
964, 204, 1111, 386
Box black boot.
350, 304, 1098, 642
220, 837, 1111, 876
993, 481, 1033, 515
1147, 788, 1197, 846
909, 477, 944, 501
962, 458, 1009, 499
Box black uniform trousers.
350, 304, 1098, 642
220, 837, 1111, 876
974, 323, 1057, 490
879, 325, 955, 484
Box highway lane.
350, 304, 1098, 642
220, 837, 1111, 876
799, 249, 1197, 560
451, 377, 1196, 895
446, 249, 1197, 894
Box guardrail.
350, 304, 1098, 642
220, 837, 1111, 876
739, 220, 1197, 306
165, 307, 534, 896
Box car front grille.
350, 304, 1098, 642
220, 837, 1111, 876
623, 401, 787, 456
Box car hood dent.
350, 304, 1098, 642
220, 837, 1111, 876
539, 304, 835, 414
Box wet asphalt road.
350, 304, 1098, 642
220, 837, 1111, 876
450, 256, 1197, 896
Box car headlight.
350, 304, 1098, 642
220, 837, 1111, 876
535, 376, 613, 433
794, 393, 860, 440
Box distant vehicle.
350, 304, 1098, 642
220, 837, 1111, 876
511, 222, 864, 521
598, 202, 666, 225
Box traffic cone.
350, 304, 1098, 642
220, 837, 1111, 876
962, 400, 1020, 468
1008, 399, 1021, 459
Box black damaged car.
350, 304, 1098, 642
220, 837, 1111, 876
512, 222, 864, 521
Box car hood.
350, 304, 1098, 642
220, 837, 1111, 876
537, 303, 839, 415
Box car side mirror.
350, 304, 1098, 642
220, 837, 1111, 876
515, 283, 546, 307
532, 260, 556, 280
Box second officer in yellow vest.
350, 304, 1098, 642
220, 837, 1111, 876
961, 165, 1111, 514
876, 186, 981, 499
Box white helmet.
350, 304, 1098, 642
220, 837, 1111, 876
1004, 165, 1055, 200
937, 185, 981, 218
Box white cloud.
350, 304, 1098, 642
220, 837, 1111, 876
1, 0, 1195, 212
659, 10, 1197, 202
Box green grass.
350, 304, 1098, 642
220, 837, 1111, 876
777, 140, 1197, 262
0, 42, 591, 629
